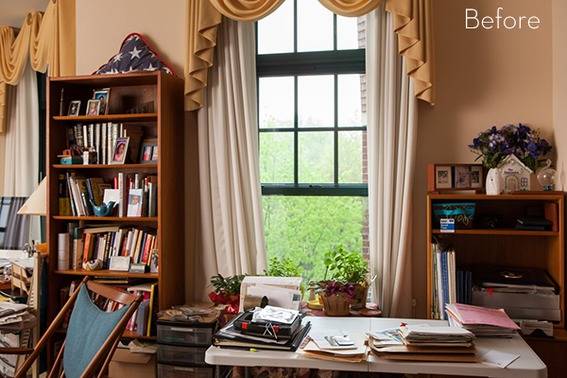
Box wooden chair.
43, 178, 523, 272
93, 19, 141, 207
14, 277, 142, 378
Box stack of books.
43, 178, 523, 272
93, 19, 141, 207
213, 307, 310, 351
369, 324, 477, 362
446, 303, 520, 337
64, 224, 157, 270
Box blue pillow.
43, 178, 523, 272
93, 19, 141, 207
63, 285, 129, 378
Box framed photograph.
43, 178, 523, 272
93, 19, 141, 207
67, 100, 81, 116
435, 166, 453, 189
454, 166, 472, 189
110, 137, 130, 164
127, 188, 144, 217
93, 88, 110, 114
470, 166, 483, 189
140, 138, 158, 163
86, 99, 101, 116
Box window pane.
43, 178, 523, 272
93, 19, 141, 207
260, 132, 294, 183
258, 0, 294, 54
338, 74, 366, 127
297, 0, 333, 52
259, 77, 294, 129
263, 196, 368, 283
299, 132, 334, 183
298, 75, 334, 127
339, 131, 364, 183
337, 16, 361, 50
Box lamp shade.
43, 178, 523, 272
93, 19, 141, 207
18, 177, 47, 216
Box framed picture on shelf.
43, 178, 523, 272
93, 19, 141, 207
110, 137, 130, 164
67, 100, 81, 116
435, 166, 453, 189
470, 165, 483, 189
127, 188, 144, 217
86, 99, 101, 116
454, 165, 471, 189
140, 138, 158, 163
93, 88, 111, 114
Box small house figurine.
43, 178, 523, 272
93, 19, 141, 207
498, 154, 533, 193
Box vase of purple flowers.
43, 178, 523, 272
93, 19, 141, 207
469, 124, 552, 194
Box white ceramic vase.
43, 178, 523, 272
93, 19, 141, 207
485, 168, 502, 195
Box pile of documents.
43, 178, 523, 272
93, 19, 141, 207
302, 330, 368, 363
369, 324, 477, 362
213, 306, 310, 351
0, 302, 35, 330
446, 303, 520, 337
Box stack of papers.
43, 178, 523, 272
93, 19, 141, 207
368, 325, 477, 363
446, 303, 520, 337
0, 302, 35, 330
301, 330, 368, 363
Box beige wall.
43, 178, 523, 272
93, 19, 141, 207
75, 0, 185, 75
552, 0, 567, 190
412, 0, 554, 317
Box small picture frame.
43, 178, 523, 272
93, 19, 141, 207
435, 166, 453, 189
86, 99, 101, 116
67, 100, 81, 116
140, 138, 158, 163
110, 137, 130, 164
127, 188, 144, 217
93, 88, 111, 115
470, 166, 483, 189
454, 166, 472, 189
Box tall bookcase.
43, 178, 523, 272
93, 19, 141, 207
426, 193, 566, 335
46, 72, 186, 341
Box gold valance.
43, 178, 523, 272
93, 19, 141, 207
0, 0, 76, 133
186, 0, 434, 111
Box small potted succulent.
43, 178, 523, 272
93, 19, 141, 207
319, 245, 369, 316
208, 274, 245, 315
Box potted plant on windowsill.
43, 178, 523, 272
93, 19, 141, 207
319, 245, 369, 316
208, 274, 245, 315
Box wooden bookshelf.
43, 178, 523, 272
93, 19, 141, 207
426, 193, 565, 330
46, 72, 186, 351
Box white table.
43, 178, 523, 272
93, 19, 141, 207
205, 316, 547, 378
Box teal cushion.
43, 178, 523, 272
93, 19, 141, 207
63, 285, 130, 378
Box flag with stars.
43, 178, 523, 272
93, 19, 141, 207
94, 33, 173, 75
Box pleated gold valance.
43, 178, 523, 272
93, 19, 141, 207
0, 0, 75, 133
186, 0, 434, 111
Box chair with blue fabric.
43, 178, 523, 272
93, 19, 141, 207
14, 277, 142, 378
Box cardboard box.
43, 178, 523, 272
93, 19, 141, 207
109, 348, 156, 378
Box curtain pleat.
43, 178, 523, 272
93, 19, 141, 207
0, 0, 75, 134
2, 197, 30, 249
185, 0, 434, 111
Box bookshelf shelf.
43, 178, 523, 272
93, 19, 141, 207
55, 269, 158, 279
52, 216, 158, 223
47, 72, 186, 352
53, 113, 157, 122
53, 163, 157, 170
431, 229, 559, 237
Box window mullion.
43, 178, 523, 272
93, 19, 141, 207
294, 75, 299, 185
333, 74, 338, 185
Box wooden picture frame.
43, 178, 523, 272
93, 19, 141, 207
140, 138, 158, 163
428, 164, 484, 192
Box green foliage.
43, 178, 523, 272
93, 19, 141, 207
265, 256, 303, 277
323, 245, 368, 284
210, 274, 245, 295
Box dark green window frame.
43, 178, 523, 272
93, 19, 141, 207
256, 1, 367, 197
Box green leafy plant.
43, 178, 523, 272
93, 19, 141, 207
323, 245, 368, 284
210, 274, 245, 296
264, 256, 303, 277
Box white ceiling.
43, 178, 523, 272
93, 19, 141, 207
0, 0, 49, 27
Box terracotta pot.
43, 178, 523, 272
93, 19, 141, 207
320, 293, 352, 316
350, 282, 369, 310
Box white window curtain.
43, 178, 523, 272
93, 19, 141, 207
2, 63, 40, 246
190, 19, 266, 301
367, 6, 418, 317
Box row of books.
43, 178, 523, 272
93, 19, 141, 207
59, 172, 157, 217
66, 123, 143, 164
61, 224, 158, 271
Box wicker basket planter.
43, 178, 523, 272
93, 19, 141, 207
350, 282, 369, 310
320, 293, 352, 316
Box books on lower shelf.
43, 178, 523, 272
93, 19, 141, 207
65, 122, 144, 165
60, 172, 157, 217
60, 224, 158, 272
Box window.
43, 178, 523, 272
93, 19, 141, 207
257, 0, 367, 282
